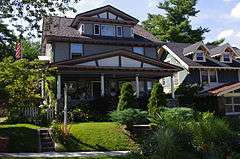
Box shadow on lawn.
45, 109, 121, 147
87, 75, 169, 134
59, 134, 110, 151
0, 127, 39, 152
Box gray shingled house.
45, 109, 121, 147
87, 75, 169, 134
40, 5, 181, 110
159, 41, 240, 115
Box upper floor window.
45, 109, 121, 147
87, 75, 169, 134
79, 24, 84, 34
195, 52, 205, 61
223, 53, 231, 62
133, 47, 144, 55
101, 25, 115, 37
94, 24, 100, 35
71, 43, 83, 59
209, 70, 217, 83
201, 69, 208, 84
116, 26, 123, 37
131, 28, 134, 37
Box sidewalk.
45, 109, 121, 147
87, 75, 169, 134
0, 151, 130, 158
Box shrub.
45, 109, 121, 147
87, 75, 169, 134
117, 82, 135, 111
50, 121, 71, 143
147, 83, 167, 116
110, 108, 148, 127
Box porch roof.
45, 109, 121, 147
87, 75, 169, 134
205, 82, 240, 96
52, 49, 182, 79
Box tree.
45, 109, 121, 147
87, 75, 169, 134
0, 0, 79, 58
22, 39, 41, 60
143, 0, 209, 43
206, 38, 225, 46
117, 82, 135, 111
0, 57, 55, 109
147, 83, 167, 116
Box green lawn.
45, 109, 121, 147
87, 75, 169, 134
0, 124, 40, 152
56, 122, 138, 151
0, 157, 130, 159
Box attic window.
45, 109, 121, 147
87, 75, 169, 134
116, 26, 123, 37
195, 52, 205, 61
94, 24, 100, 35
223, 54, 230, 62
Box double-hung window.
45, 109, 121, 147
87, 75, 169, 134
94, 24, 100, 35
116, 26, 123, 37
71, 43, 83, 59
223, 53, 231, 62
201, 69, 208, 84
225, 97, 240, 115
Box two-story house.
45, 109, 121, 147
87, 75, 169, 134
40, 5, 181, 108
159, 41, 240, 115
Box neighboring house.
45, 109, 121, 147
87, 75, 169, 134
40, 5, 181, 108
159, 41, 240, 115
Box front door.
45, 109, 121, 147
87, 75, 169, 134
92, 81, 101, 98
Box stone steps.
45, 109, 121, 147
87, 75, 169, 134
39, 129, 55, 152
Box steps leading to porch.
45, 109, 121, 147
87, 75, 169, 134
39, 129, 55, 152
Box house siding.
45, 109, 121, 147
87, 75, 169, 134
218, 70, 239, 83
84, 23, 94, 35
54, 42, 70, 62
84, 44, 132, 55
123, 26, 132, 38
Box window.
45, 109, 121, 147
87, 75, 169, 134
209, 70, 217, 83
71, 43, 83, 59
225, 97, 240, 115
79, 24, 84, 34
201, 69, 208, 84
116, 26, 123, 37
94, 24, 100, 35
147, 81, 153, 91
195, 52, 205, 61
101, 25, 115, 36
223, 53, 231, 62
133, 47, 144, 55
131, 27, 134, 37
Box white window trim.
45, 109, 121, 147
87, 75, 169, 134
225, 96, 240, 115
221, 53, 232, 63
79, 24, 85, 34
194, 52, 206, 62
94, 24, 100, 35
116, 26, 123, 37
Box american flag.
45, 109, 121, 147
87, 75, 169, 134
15, 41, 22, 60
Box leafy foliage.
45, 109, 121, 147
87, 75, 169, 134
143, 0, 209, 43
117, 82, 135, 111
0, 57, 55, 110
110, 108, 149, 127
22, 39, 41, 60
147, 83, 167, 116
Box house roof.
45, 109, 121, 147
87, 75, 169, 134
71, 5, 139, 27
207, 82, 240, 96
43, 16, 161, 47
210, 43, 238, 57
163, 42, 240, 70
183, 41, 209, 55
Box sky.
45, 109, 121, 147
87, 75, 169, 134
61, 0, 240, 47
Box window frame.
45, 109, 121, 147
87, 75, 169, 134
70, 43, 83, 59
116, 26, 123, 37
209, 70, 217, 83
221, 53, 232, 63
94, 24, 100, 35
225, 96, 240, 115
195, 51, 205, 62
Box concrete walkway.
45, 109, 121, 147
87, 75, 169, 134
0, 151, 130, 158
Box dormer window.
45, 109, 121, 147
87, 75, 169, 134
195, 51, 205, 62
94, 24, 100, 35
116, 26, 123, 37
222, 53, 231, 63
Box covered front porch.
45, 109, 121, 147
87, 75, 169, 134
52, 49, 182, 108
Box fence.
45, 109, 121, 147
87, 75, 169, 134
21, 107, 54, 120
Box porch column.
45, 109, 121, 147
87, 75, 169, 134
57, 75, 61, 100
101, 74, 105, 97
171, 75, 175, 99
41, 78, 45, 98
136, 75, 140, 98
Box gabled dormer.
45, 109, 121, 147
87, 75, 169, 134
183, 41, 210, 62
71, 5, 139, 38
210, 43, 239, 63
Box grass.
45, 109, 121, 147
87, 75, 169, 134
0, 124, 40, 152
0, 157, 130, 159
56, 122, 138, 152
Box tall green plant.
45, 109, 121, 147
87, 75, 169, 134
148, 83, 167, 116
117, 82, 135, 111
